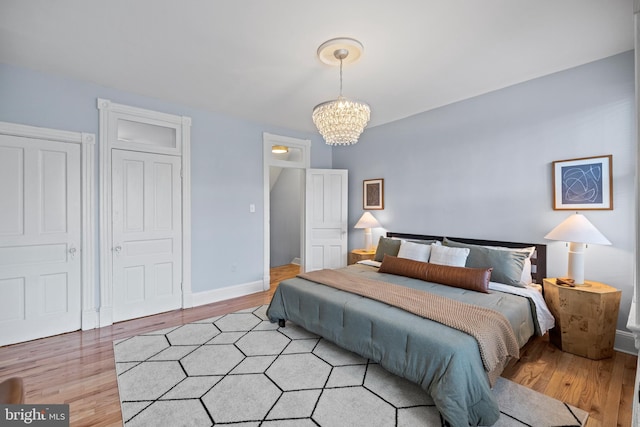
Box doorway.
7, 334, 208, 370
263, 133, 349, 287
270, 167, 303, 269
98, 99, 191, 326
263, 133, 310, 288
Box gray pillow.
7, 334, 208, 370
443, 238, 528, 287
374, 237, 402, 262
406, 239, 438, 245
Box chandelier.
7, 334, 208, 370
312, 38, 370, 146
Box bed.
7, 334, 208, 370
266, 232, 553, 427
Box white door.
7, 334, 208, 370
0, 135, 81, 346
111, 149, 182, 322
304, 169, 348, 272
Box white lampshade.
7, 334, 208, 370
354, 212, 381, 229
354, 212, 381, 251
544, 213, 611, 245
544, 213, 610, 285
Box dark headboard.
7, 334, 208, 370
386, 232, 547, 285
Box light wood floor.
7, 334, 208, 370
0, 263, 635, 427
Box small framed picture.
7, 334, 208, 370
363, 178, 384, 210
552, 155, 612, 210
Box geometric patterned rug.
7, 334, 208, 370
114, 305, 589, 426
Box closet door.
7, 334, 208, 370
0, 135, 81, 346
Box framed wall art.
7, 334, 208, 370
552, 155, 612, 210
363, 178, 384, 210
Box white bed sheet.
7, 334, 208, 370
488, 281, 555, 335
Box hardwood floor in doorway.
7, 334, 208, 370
0, 263, 633, 427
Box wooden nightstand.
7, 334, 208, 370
348, 249, 376, 265
542, 278, 621, 360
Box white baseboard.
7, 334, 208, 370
93, 283, 261, 328
182, 290, 193, 309
192, 280, 264, 307
81, 309, 99, 330
99, 306, 113, 328
614, 329, 638, 355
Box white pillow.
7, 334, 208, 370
397, 241, 432, 262
429, 245, 470, 267
357, 259, 382, 268
521, 258, 533, 284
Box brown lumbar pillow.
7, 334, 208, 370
379, 255, 492, 293
378, 254, 429, 280
425, 263, 492, 293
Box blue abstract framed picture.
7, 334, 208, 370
552, 155, 613, 210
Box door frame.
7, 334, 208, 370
0, 121, 96, 330
263, 133, 310, 289
98, 99, 191, 327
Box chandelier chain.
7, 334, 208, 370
339, 57, 343, 97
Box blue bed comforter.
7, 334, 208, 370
266, 264, 537, 426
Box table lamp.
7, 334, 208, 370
354, 212, 381, 251
544, 213, 611, 285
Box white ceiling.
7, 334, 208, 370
0, 1, 634, 133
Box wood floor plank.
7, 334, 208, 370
584, 353, 614, 425
503, 335, 563, 393
0, 264, 635, 426
619, 353, 637, 427
599, 352, 624, 427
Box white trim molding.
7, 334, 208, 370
97, 99, 192, 326
631, 2, 640, 424
191, 281, 265, 308
80, 132, 98, 329
98, 99, 113, 327
633, 0, 640, 338
615, 329, 639, 355
181, 116, 193, 309
262, 133, 311, 291
0, 121, 97, 330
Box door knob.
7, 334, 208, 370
114, 245, 122, 255
68, 246, 77, 259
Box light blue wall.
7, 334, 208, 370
333, 51, 636, 331
1, 52, 635, 331
0, 62, 332, 297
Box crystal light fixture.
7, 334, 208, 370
312, 38, 370, 146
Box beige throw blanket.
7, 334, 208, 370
298, 269, 520, 385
